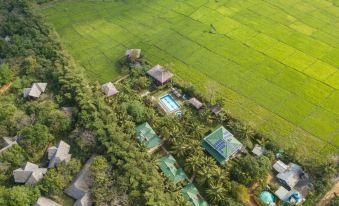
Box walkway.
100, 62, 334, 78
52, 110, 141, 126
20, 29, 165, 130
0, 82, 12, 94
316, 180, 339, 206
114, 74, 129, 84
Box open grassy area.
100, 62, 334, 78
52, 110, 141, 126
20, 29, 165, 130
40, 0, 338, 160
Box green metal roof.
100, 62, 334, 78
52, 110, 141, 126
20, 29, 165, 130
135, 122, 161, 149
202, 126, 243, 164
182, 183, 208, 206
159, 155, 188, 184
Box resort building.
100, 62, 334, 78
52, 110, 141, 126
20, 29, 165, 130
35, 197, 61, 206
125, 49, 141, 60
273, 160, 289, 173
48, 140, 72, 168
13, 162, 47, 185
0, 136, 17, 154
101, 82, 118, 97
159, 155, 188, 184
189, 98, 203, 110
182, 183, 208, 206
147, 64, 173, 85
252, 144, 265, 156
135, 122, 162, 152
202, 126, 243, 164
211, 104, 222, 115
274, 186, 292, 202
273, 160, 312, 204
23, 83, 47, 99
65, 156, 94, 206
274, 186, 303, 205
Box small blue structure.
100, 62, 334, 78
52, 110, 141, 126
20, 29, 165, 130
289, 192, 302, 204
260, 191, 275, 205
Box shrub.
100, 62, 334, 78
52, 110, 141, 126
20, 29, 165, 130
0, 64, 14, 86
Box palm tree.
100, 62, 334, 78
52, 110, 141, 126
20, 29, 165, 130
172, 140, 191, 158
193, 124, 205, 137
196, 164, 217, 186
240, 123, 255, 140
205, 180, 227, 204
184, 152, 204, 174
257, 136, 269, 146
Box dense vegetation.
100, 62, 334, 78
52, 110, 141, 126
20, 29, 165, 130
41, 0, 339, 161
0, 0, 185, 205
0, 0, 337, 206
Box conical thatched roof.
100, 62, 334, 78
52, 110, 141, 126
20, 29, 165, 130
101, 82, 118, 97
147, 65, 173, 84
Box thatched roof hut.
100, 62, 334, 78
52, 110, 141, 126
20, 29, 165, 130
13, 162, 47, 185
23, 83, 47, 98
147, 64, 173, 85
101, 82, 118, 97
189, 98, 203, 110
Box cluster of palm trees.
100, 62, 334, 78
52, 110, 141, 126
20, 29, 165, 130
110, 61, 275, 205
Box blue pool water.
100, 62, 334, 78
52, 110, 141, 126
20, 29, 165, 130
160, 94, 181, 112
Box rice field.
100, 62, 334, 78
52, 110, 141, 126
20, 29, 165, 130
40, 0, 339, 160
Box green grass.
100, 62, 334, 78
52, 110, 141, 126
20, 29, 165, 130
40, 0, 339, 161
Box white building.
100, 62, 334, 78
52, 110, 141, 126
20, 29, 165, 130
13, 162, 47, 185
23, 83, 47, 99
48, 140, 72, 168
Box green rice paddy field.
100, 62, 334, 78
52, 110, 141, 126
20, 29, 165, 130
40, 0, 339, 160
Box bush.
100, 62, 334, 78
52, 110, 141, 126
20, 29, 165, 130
19, 124, 54, 160
231, 155, 271, 186
232, 183, 250, 204
123, 100, 153, 124
0, 64, 14, 86
26, 101, 71, 135
0, 186, 40, 206
326, 195, 339, 206
38, 159, 81, 196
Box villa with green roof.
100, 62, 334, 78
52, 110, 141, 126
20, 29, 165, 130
135, 122, 162, 152
202, 126, 243, 164
159, 155, 188, 184
182, 183, 208, 206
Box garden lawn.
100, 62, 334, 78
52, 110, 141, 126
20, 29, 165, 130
40, 0, 339, 161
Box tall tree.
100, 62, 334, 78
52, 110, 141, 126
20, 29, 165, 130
19, 124, 54, 161
0, 64, 14, 86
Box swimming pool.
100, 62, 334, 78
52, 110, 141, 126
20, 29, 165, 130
160, 94, 181, 112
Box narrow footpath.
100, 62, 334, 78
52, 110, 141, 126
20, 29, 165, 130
316, 181, 339, 206
0, 82, 12, 94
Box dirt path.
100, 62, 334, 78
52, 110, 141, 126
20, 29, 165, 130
247, 171, 276, 206
114, 74, 129, 84
316, 181, 339, 206
0, 82, 12, 94
248, 182, 260, 206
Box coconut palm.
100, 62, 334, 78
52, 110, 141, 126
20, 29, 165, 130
184, 151, 204, 174
205, 180, 227, 204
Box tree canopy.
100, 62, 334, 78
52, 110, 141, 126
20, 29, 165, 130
0, 64, 14, 86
